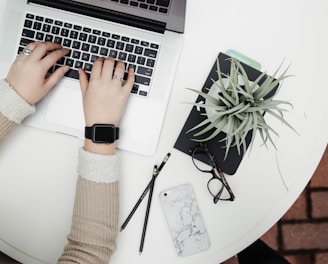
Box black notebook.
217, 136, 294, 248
174, 52, 278, 175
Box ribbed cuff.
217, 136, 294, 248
0, 79, 36, 124
78, 147, 119, 183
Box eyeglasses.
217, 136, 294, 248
192, 143, 235, 204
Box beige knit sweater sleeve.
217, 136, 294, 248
0, 79, 119, 264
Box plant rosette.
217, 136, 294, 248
187, 58, 297, 159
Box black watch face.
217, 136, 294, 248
94, 125, 115, 143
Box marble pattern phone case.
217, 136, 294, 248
159, 184, 211, 257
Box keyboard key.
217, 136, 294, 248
141, 41, 149, 47
88, 35, 97, 43
109, 50, 118, 58
97, 37, 106, 46
107, 39, 115, 48
22, 29, 35, 38
146, 58, 155, 67
81, 43, 90, 51
45, 34, 54, 42
144, 48, 157, 58
64, 22, 73, 28
61, 28, 69, 37
51, 26, 60, 35
45, 18, 54, 24
91, 45, 99, 54
75, 61, 83, 69
33, 22, 42, 30
65, 59, 74, 67
159, 8, 168, 13
116, 41, 124, 50
112, 34, 120, 40
125, 44, 134, 52
42, 24, 51, 32
36, 32, 44, 40
128, 54, 137, 63
137, 56, 146, 65
137, 66, 153, 76
79, 33, 87, 41
100, 47, 109, 56
36, 16, 44, 22
135, 46, 143, 54
130, 1, 138, 7
70, 31, 79, 39
54, 36, 63, 44
118, 52, 127, 61
72, 41, 81, 49
63, 39, 72, 47
24, 20, 33, 28
156, 0, 170, 7
65, 69, 79, 79
72, 50, 81, 59
20, 38, 33, 46
55, 20, 63, 26
149, 6, 158, 11
135, 74, 150, 85
84, 63, 93, 72
82, 53, 90, 61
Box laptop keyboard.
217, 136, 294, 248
18, 13, 161, 97
112, 0, 171, 14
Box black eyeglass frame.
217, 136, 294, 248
192, 143, 235, 203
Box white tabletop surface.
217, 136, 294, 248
0, 0, 328, 263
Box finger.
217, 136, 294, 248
90, 57, 105, 80
30, 42, 63, 61
78, 68, 89, 96
41, 47, 70, 70
102, 57, 115, 80
123, 67, 135, 92
43, 65, 70, 92
112, 60, 125, 84
27, 41, 41, 51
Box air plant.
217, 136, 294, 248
187, 58, 297, 159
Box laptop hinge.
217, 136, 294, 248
27, 0, 166, 34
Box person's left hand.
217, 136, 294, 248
6, 41, 70, 105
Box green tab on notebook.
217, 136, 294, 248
225, 49, 262, 70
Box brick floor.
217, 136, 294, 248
223, 144, 328, 264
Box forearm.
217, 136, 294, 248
58, 148, 119, 264
0, 79, 36, 144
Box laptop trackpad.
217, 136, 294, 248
44, 86, 84, 130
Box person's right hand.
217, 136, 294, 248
78, 57, 135, 155
6, 42, 70, 105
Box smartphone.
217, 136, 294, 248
159, 184, 211, 257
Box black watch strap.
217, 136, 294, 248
85, 124, 119, 144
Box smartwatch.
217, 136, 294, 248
85, 124, 119, 144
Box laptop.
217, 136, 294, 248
0, 0, 186, 155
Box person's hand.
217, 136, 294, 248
6, 42, 70, 105
79, 57, 135, 154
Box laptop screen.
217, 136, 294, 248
27, 0, 186, 33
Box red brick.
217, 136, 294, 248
282, 223, 328, 250
316, 252, 328, 264
222, 256, 238, 264
310, 145, 328, 188
285, 254, 312, 264
261, 224, 279, 251
282, 190, 308, 220
311, 191, 328, 218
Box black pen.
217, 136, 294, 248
120, 152, 171, 231
139, 165, 157, 255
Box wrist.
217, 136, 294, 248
84, 139, 116, 155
